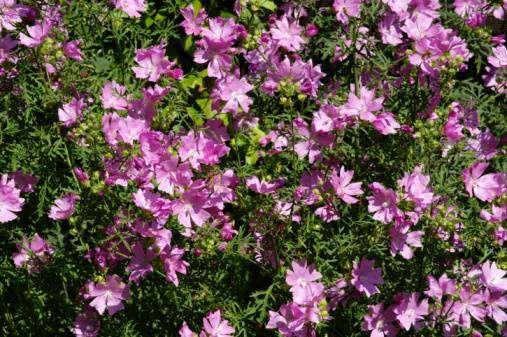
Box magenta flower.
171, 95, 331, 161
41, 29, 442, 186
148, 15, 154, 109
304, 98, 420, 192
12, 233, 54, 273
351, 258, 384, 297
48, 193, 79, 220
480, 261, 507, 292
216, 75, 253, 114
201, 310, 235, 337
367, 182, 400, 224
342, 85, 384, 122
112, 0, 146, 18
462, 162, 505, 202
480, 204, 507, 223
246, 176, 285, 194
58, 97, 85, 127
19, 20, 51, 48
394, 292, 428, 331
270, 15, 305, 52
72, 308, 100, 337
101, 81, 129, 110
180, 4, 207, 36
328, 166, 363, 204
0, 174, 24, 223
132, 44, 182, 82
85, 274, 131, 316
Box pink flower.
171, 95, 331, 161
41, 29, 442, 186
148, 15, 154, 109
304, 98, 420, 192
101, 81, 129, 110
266, 303, 306, 336
397, 166, 434, 210
85, 275, 131, 316
19, 20, 51, 47
389, 224, 423, 259
132, 188, 172, 221
12, 233, 54, 273
480, 261, 507, 292
367, 182, 400, 224
216, 75, 253, 114
329, 166, 363, 204
424, 274, 456, 300
161, 246, 189, 286
132, 44, 182, 82
171, 180, 211, 229
48, 193, 79, 220
393, 292, 429, 330
270, 15, 305, 52
58, 97, 85, 127
127, 242, 155, 284
112, 0, 146, 18
480, 204, 507, 223
483, 289, 507, 324
180, 4, 207, 36
179, 322, 197, 337
246, 176, 285, 194
72, 308, 100, 337
8, 171, 38, 193
201, 310, 235, 337
63, 40, 84, 61
154, 156, 192, 195
362, 304, 399, 337
449, 286, 486, 328
462, 162, 505, 202
373, 112, 400, 135
333, 0, 362, 24
0, 174, 24, 223
286, 260, 322, 289
342, 85, 384, 122
351, 258, 384, 297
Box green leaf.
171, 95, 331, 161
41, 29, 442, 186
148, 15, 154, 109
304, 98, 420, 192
260, 0, 276, 11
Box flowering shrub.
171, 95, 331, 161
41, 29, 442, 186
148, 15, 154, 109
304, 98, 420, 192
0, 0, 506, 336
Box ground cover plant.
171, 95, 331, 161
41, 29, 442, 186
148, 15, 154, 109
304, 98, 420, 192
0, 0, 506, 336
